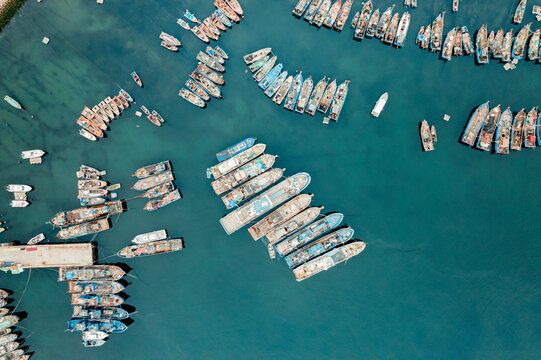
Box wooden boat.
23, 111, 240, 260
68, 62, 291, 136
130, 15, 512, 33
333, 0, 352, 31
513, 0, 527, 24
476, 25, 489, 64
71, 294, 124, 306
79, 129, 97, 141
304, 0, 322, 22
254, 56, 277, 82
214, 46, 229, 60
495, 107, 513, 154
146, 114, 161, 127
476, 105, 502, 151
214, 0, 240, 22
327, 80, 349, 121
293, 0, 312, 17
140, 105, 151, 116
322, 0, 342, 28
112, 96, 125, 111
502, 30, 513, 62
272, 75, 293, 105
416, 26, 425, 44
461, 102, 490, 146
197, 63, 225, 85
264, 71, 288, 98
82, 106, 107, 130
197, 51, 225, 72
488, 31, 495, 53
305, 76, 328, 116
133, 160, 171, 179
294, 76, 314, 113
190, 70, 222, 98
200, 23, 219, 41
420, 24, 431, 49
365, 9, 380, 38
312, 0, 331, 27
283, 72, 303, 111
211, 13, 227, 31
203, 18, 221, 36
78, 189, 108, 199
375, 5, 395, 39
68, 281, 125, 294
159, 32, 181, 46
186, 79, 210, 101
453, 27, 463, 56
523, 107, 538, 148
383, 12, 399, 44
431, 125, 437, 143
142, 181, 176, 199
420, 120, 434, 151
441, 27, 456, 60
354, 0, 373, 40
92, 105, 109, 124
77, 116, 104, 138
58, 265, 125, 281
249, 56, 269, 73
528, 28, 540, 60
214, 9, 232, 27
492, 29, 504, 58
99, 101, 115, 120
206, 46, 225, 64
243, 47, 271, 64
131, 71, 143, 87
116, 94, 129, 108
430, 12, 445, 52
143, 189, 182, 211
221, 168, 283, 209
73, 305, 129, 320
461, 26, 473, 55
452, 0, 459, 12
105, 96, 120, 116
225, 0, 243, 17
28, 233, 45, 245
512, 23, 531, 60
350, 11, 360, 28
510, 109, 526, 151
179, 89, 206, 108
191, 25, 210, 43
78, 179, 107, 190
161, 41, 179, 52
118, 238, 183, 258
317, 79, 336, 113
151, 110, 163, 123
132, 170, 174, 191
176, 18, 190, 30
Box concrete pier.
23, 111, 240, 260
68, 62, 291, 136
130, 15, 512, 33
0, 243, 95, 268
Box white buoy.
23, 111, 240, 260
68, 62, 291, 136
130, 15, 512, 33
42, 37, 49, 45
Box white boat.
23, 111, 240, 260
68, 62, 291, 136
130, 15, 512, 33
0, 228, 6, 233
132, 229, 168, 244
3, 95, 23, 110
28, 233, 45, 245
82, 331, 108, 341
20, 150, 45, 159
79, 129, 97, 141
371, 92, 388, 117
119, 89, 134, 102
6, 184, 32, 193
11, 200, 29, 208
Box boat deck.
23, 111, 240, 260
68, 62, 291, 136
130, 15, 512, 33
0, 243, 95, 268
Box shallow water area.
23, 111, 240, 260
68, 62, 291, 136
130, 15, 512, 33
0, 0, 541, 359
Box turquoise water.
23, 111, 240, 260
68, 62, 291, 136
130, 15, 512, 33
1, 0, 541, 358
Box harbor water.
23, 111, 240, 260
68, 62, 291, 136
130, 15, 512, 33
0, 0, 540, 358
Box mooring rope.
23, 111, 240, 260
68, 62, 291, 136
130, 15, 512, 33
10, 268, 31, 315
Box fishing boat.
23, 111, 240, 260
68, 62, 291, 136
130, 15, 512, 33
523, 107, 538, 148
58, 265, 125, 282
272, 75, 293, 105
216, 138, 256, 162
208, 143, 266, 179
161, 41, 179, 52
159, 32, 181, 46
420, 24, 431, 49
293, 0, 312, 17
73, 305, 129, 320
0, 316, 18, 330
132, 170, 174, 191
5, 184, 32, 192
118, 238, 183, 258
248, 194, 313, 241
179, 89, 206, 108
502, 30, 513, 62
211, 154, 276, 195
430, 12, 445, 52
317, 79, 337, 114
492, 29, 504, 58
327, 80, 349, 121
67, 319, 127, 333
248, 56, 269, 73
420, 120, 434, 151
537, 113, 541, 146
79, 197, 106, 206
394, 12, 410, 47
132, 229, 168, 244
510, 109, 526, 151
225, 0, 243, 16
219, 173, 311, 235
78, 179, 107, 190
71, 294, 124, 307
203, 18, 221, 37
68, 281, 125, 294
206, 46, 225, 64
82, 107, 107, 130
146, 113, 161, 127
476, 25, 489, 64
350, 11, 360, 28
452, 0, 459, 12
140, 105, 151, 116
264, 71, 289, 97
143, 189, 181, 211
304, 0, 322, 22
82, 331, 108, 341
512, 23, 531, 59
190, 70, 222, 98
322, 0, 342, 28
365, 9, 380, 38
354, 0, 373, 40
0, 349, 23, 360
305, 77, 328, 116
0, 308, 9, 317
105, 96, 120, 116
92, 105, 109, 124
285, 227, 354, 268
441, 27, 456, 60
294, 76, 314, 113
513, 0, 527, 24
77, 165, 106, 179
215, 0, 240, 22
99, 101, 115, 120
453, 27, 463, 56
375, 5, 395, 39
211, 13, 226, 31
199, 22, 219, 41
197, 63, 225, 85
259, 64, 283, 91
312, 0, 331, 27
275, 213, 343, 256
334, 0, 352, 31
495, 107, 513, 154
283, 72, 304, 111
215, 9, 232, 27
184, 9, 200, 23
488, 31, 495, 53
0, 290, 9, 299
112, 96, 125, 111
77, 189, 108, 199
0, 328, 11, 337
0, 342, 19, 356
383, 12, 399, 44
17, 149, 45, 159
221, 168, 284, 209
131, 71, 143, 87
191, 25, 210, 43
214, 46, 229, 60
476, 105, 502, 151
117, 94, 129, 108
254, 56, 277, 82
371, 92, 388, 117
416, 26, 425, 44
27, 233, 45, 245
133, 161, 171, 179
186, 80, 210, 101
461, 26, 473, 55
528, 28, 540, 60
3, 95, 22, 110
293, 241, 366, 281
0, 335, 16, 346
177, 18, 190, 30
56, 218, 110, 239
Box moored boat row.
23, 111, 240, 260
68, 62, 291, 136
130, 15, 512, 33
131, 161, 182, 211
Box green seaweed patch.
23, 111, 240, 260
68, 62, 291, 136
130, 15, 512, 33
0, 0, 27, 32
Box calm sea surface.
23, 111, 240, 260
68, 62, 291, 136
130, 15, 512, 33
0, 0, 540, 358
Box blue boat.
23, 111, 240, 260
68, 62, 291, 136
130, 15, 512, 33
184, 9, 200, 23
67, 319, 127, 333
215, 10, 232, 27
285, 227, 355, 269
511, 23, 531, 60
216, 138, 256, 162
283, 72, 303, 111
537, 113, 541, 146
73, 305, 130, 320
293, 0, 313, 17
275, 213, 343, 256
304, 0, 322, 22
259, 64, 283, 90
264, 71, 288, 97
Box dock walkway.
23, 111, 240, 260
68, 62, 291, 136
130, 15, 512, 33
0, 243, 95, 268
